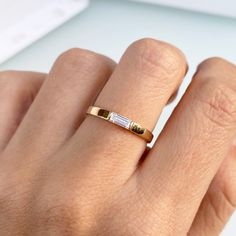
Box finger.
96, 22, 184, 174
71, 39, 187, 178
188, 145, 236, 236
139, 58, 236, 235
0, 71, 44, 151
6, 49, 115, 158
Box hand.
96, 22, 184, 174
0, 39, 235, 236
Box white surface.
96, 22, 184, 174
0, 0, 89, 63
0, 0, 236, 234
133, 0, 236, 18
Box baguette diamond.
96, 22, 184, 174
109, 112, 131, 129
87, 106, 153, 143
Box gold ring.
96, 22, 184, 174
86, 106, 153, 143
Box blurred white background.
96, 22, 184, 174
134, 0, 236, 18
0, 0, 236, 235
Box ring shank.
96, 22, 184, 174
87, 106, 153, 143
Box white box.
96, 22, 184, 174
133, 0, 236, 18
0, 0, 89, 64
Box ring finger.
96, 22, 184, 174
68, 38, 187, 179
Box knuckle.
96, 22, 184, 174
128, 38, 187, 78
198, 57, 231, 69
197, 57, 236, 77
195, 76, 236, 127
201, 56, 227, 65
59, 48, 94, 63
56, 48, 114, 72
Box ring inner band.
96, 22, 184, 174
86, 106, 153, 143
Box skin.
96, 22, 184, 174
0, 38, 235, 235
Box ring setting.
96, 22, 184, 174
87, 106, 153, 143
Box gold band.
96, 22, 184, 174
86, 106, 153, 143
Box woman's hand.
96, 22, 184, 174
0, 39, 235, 236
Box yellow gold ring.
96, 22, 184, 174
86, 106, 153, 143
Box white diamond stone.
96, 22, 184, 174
109, 112, 131, 129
